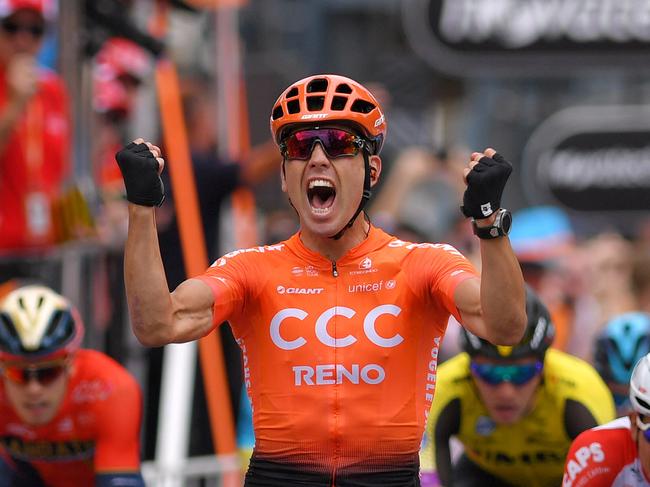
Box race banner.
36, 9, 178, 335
521, 106, 650, 212
403, 0, 650, 75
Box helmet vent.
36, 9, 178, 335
286, 87, 299, 98
0, 314, 19, 352
637, 396, 650, 411
306, 78, 328, 93
0, 314, 17, 338
287, 99, 300, 114
350, 99, 376, 114
272, 105, 284, 120
43, 310, 73, 349
335, 83, 352, 94
331, 96, 348, 111
307, 95, 325, 111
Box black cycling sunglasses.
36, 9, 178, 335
1, 19, 45, 38
280, 128, 369, 161
2, 361, 67, 386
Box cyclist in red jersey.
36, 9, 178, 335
0, 285, 144, 487
563, 353, 650, 486
115, 74, 526, 486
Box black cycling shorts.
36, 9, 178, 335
452, 455, 511, 487
245, 456, 421, 487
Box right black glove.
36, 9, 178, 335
115, 142, 165, 207
460, 152, 512, 219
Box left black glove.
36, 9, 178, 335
460, 152, 512, 219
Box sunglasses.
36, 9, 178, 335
1, 20, 45, 38
280, 128, 368, 161
471, 361, 543, 386
1, 361, 67, 386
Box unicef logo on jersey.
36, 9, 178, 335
475, 416, 496, 436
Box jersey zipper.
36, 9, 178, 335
332, 258, 339, 483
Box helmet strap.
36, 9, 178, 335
282, 158, 299, 216
330, 150, 372, 240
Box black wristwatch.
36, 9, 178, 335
472, 208, 512, 239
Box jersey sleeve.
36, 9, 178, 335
195, 251, 254, 326
405, 244, 478, 322
93, 368, 143, 474
562, 427, 625, 487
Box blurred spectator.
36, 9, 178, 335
156, 75, 278, 289
569, 232, 638, 361
91, 36, 151, 246
0, 0, 69, 256
632, 242, 650, 314
594, 312, 650, 416
585, 233, 637, 321
370, 146, 465, 244
509, 206, 578, 351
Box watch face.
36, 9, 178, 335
501, 210, 512, 235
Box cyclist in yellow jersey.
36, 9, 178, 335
420, 288, 615, 487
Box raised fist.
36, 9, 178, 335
115, 139, 165, 207
460, 148, 512, 219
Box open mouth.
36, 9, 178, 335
25, 401, 49, 414
307, 179, 336, 214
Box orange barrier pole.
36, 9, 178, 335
154, 60, 236, 453
152, 0, 237, 468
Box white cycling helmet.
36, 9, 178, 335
629, 353, 650, 416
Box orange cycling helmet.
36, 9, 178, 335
270, 74, 387, 155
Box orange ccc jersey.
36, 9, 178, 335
197, 225, 478, 481
0, 350, 143, 487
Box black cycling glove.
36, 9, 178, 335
460, 152, 512, 219
115, 142, 165, 207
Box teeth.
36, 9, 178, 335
308, 179, 333, 189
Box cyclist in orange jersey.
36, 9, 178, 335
0, 285, 144, 487
115, 74, 526, 486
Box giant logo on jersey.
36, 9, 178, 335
270, 305, 404, 386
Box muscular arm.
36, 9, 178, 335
453, 148, 526, 345
124, 204, 215, 346
454, 233, 526, 345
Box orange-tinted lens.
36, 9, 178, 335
3, 363, 66, 386
282, 128, 361, 160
